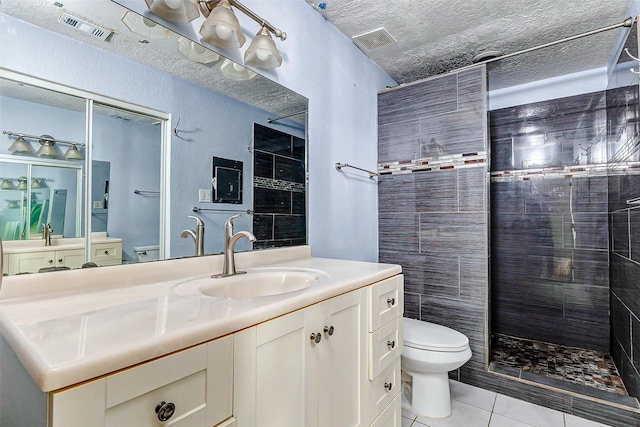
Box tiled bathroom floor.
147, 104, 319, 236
490, 334, 627, 396
402, 380, 613, 427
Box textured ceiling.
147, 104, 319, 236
315, 0, 636, 88
2, 0, 636, 103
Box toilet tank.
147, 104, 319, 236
133, 245, 159, 262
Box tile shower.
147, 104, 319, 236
378, 62, 640, 423
252, 123, 306, 249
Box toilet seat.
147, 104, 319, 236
403, 317, 469, 352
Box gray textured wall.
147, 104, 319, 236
378, 66, 490, 380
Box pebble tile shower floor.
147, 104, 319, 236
491, 334, 628, 396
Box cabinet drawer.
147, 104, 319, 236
369, 393, 401, 427
368, 316, 401, 379
368, 275, 403, 332
367, 357, 401, 418
106, 370, 207, 426
92, 243, 121, 264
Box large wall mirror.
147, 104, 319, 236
0, 0, 308, 276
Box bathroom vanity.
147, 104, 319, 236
0, 246, 403, 427
1, 233, 122, 275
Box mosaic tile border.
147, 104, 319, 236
377, 151, 487, 175
491, 161, 640, 182
253, 176, 305, 193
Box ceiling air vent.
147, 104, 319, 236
352, 28, 396, 52
57, 12, 112, 41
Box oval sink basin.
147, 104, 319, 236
173, 268, 327, 299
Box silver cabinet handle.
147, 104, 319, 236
324, 325, 335, 336
387, 297, 395, 306
155, 401, 176, 422
387, 340, 396, 349
310, 332, 322, 344
384, 382, 393, 392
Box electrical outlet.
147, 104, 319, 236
93, 201, 104, 209
199, 189, 211, 203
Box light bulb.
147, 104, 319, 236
164, 0, 182, 9
215, 25, 233, 40
256, 49, 271, 62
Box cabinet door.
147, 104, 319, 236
55, 248, 85, 269
316, 289, 365, 427
8, 250, 55, 274
234, 309, 308, 427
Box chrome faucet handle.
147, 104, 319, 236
188, 215, 204, 226
224, 214, 242, 227
224, 214, 242, 241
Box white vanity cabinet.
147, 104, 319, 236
5, 241, 122, 274
365, 274, 404, 427
49, 335, 234, 427
233, 275, 405, 427
234, 288, 366, 427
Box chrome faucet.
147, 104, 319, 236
213, 214, 256, 277
180, 215, 205, 256
42, 223, 53, 246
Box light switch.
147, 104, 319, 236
199, 189, 211, 202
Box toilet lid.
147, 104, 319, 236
403, 317, 469, 352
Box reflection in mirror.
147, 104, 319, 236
1, 0, 308, 277
92, 103, 162, 263
0, 72, 167, 275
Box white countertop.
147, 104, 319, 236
0, 246, 401, 392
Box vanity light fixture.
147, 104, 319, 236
198, 0, 286, 68
31, 178, 47, 189
177, 36, 221, 63
63, 144, 84, 160
220, 58, 257, 80
8, 136, 34, 155
121, 10, 173, 40
244, 26, 282, 69
16, 177, 28, 191
3, 131, 86, 161
199, 0, 246, 49
144, 0, 200, 23
36, 136, 58, 158
0, 178, 16, 190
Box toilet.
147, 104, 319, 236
134, 245, 159, 262
401, 317, 472, 418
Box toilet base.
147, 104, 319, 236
402, 371, 452, 418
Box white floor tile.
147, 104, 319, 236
492, 394, 564, 427
564, 413, 614, 427
402, 415, 414, 427
413, 400, 492, 427
449, 380, 497, 411
489, 413, 535, 427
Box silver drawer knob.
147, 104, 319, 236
384, 382, 393, 392
155, 401, 176, 422
310, 332, 322, 344
387, 340, 396, 349
324, 325, 335, 336
387, 297, 395, 306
